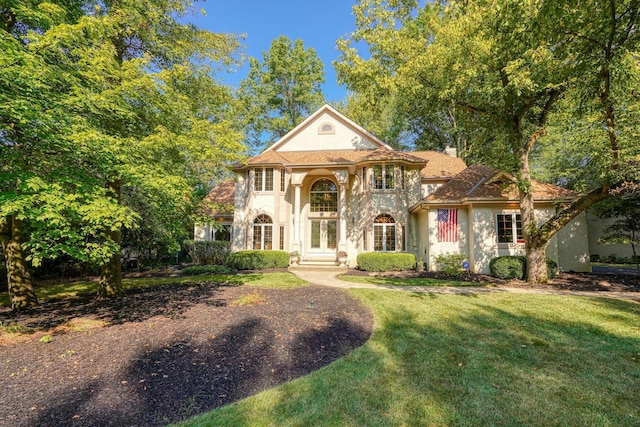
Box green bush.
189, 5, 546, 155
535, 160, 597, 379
357, 252, 416, 272
435, 252, 467, 277
490, 256, 525, 280
184, 240, 231, 266
490, 256, 558, 280
181, 265, 236, 275
227, 250, 290, 270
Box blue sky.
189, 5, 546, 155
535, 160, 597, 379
191, 0, 358, 103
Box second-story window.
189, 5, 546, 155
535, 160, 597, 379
310, 179, 338, 212
372, 164, 395, 190
254, 168, 274, 192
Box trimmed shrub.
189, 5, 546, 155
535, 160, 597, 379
184, 240, 231, 266
357, 252, 416, 272
435, 252, 467, 277
490, 256, 558, 280
227, 250, 289, 270
490, 256, 525, 280
181, 265, 236, 275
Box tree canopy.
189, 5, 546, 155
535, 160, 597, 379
237, 35, 325, 150
1, 0, 245, 307
336, 0, 640, 283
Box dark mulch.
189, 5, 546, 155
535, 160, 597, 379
0, 283, 373, 427
344, 269, 640, 293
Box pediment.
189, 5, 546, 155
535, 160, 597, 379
265, 105, 391, 153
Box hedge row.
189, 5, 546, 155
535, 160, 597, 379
227, 250, 290, 270
357, 252, 416, 272
489, 255, 558, 280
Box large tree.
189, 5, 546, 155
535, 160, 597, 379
1, 0, 245, 306
336, 0, 640, 283
237, 35, 325, 150
59, 0, 245, 297
0, 0, 130, 309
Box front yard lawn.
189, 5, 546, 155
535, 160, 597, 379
338, 274, 489, 287
180, 290, 640, 426
0, 272, 307, 307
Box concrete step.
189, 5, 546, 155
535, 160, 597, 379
299, 260, 339, 266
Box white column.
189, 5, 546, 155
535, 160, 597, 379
293, 184, 301, 252
339, 183, 347, 251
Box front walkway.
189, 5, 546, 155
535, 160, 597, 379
288, 265, 640, 302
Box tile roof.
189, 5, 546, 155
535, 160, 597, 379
202, 179, 235, 216
424, 164, 576, 203
411, 151, 468, 178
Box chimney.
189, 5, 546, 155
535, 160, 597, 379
444, 147, 457, 158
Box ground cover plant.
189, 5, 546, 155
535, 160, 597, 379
180, 291, 640, 426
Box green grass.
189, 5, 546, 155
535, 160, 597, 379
177, 291, 640, 427
0, 272, 307, 307
339, 274, 490, 287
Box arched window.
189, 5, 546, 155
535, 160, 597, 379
253, 214, 273, 250
318, 123, 335, 134
374, 214, 396, 252
310, 179, 338, 212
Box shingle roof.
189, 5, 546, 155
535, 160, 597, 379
241, 148, 460, 174
411, 151, 468, 178
241, 149, 370, 167
424, 164, 576, 203
357, 147, 427, 164
202, 179, 235, 216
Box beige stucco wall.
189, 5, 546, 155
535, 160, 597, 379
469, 206, 562, 274
193, 224, 208, 241
276, 114, 379, 152
586, 211, 635, 260
557, 212, 591, 272
426, 207, 471, 272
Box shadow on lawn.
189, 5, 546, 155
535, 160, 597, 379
226, 293, 640, 426
0, 282, 227, 331
30, 294, 372, 426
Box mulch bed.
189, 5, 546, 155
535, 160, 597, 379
0, 283, 373, 427
344, 269, 640, 293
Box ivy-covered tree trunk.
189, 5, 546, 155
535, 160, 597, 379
98, 180, 124, 299
518, 148, 550, 284
0, 215, 38, 310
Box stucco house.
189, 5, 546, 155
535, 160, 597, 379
195, 105, 593, 273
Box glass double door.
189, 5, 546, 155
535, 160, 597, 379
309, 219, 337, 252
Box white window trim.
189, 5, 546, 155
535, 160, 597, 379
495, 212, 524, 246
211, 223, 232, 241
318, 122, 335, 134
372, 164, 396, 190
254, 167, 274, 192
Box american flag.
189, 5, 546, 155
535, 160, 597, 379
438, 208, 458, 242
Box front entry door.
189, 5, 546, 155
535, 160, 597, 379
310, 220, 337, 252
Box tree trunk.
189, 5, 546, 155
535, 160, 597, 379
518, 149, 550, 284
1, 215, 38, 310
526, 242, 549, 284
98, 180, 125, 299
